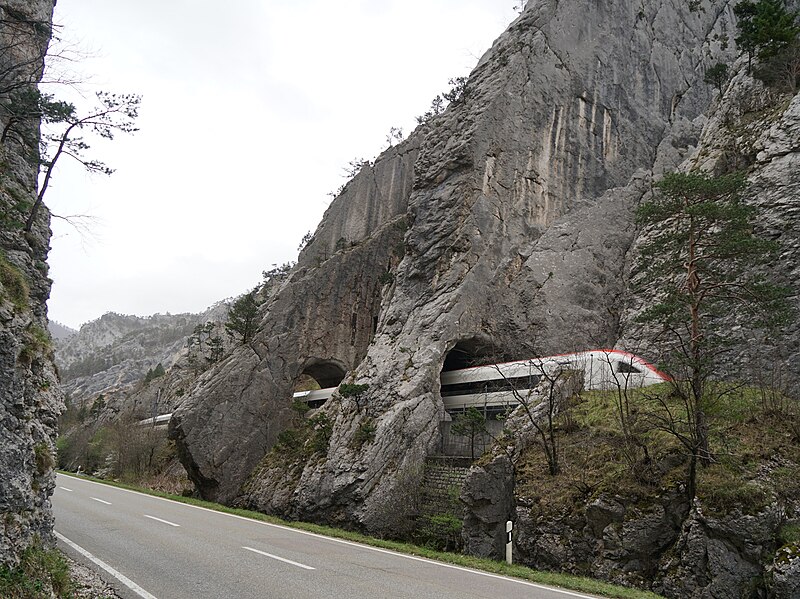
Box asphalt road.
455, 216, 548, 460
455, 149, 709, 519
53, 473, 600, 599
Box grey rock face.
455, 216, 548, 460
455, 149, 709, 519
769, 547, 800, 599
0, 0, 60, 567
656, 504, 783, 598
171, 1, 800, 596
461, 455, 515, 559
299, 137, 418, 268
173, 210, 407, 504
513, 490, 787, 598
175, 0, 741, 520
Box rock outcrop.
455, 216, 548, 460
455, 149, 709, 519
461, 454, 515, 558
169, 0, 800, 595
0, 0, 60, 567
509, 489, 795, 597
770, 546, 800, 599
169, 134, 417, 504
461, 56, 800, 596
175, 0, 741, 514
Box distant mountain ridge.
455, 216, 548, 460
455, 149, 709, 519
47, 320, 77, 341
55, 303, 230, 405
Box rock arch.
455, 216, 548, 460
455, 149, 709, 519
296, 358, 347, 389
442, 336, 503, 372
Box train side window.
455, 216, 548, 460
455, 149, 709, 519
614, 361, 642, 374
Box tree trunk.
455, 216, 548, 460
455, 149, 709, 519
686, 216, 711, 463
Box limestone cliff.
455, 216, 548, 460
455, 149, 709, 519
171, 2, 800, 594
0, 0, 61, 567
173, 0, 752, 514
464, 50, 800, 598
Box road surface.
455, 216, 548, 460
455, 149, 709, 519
53, 473, 600, 599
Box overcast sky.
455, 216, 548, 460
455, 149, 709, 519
45, 1, 520, 330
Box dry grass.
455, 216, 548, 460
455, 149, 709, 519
516, 384, 800, 518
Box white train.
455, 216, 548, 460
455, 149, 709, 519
440, 349, 668, 413
291, 389, 334, 410
137, 413, 173, 428
293, 350, 668, 413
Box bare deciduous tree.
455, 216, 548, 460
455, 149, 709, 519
494, 360, 580, 475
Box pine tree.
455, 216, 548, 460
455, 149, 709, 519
634, 171, 791, 497
735, 0, 799, 69
735, 0, 761, 69
225, 290, 262, 344
207, 335, 224, 363
703, 62, 730, 95
450, 407, 488, 460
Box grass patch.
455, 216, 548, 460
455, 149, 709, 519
33, 442, 55, 476
0, 250, 29, 312
704, 383, 765, 423
516, 385, 687, 517
778, 523, 800, 547
0, 543, 73, 599
351, 416, 377, 449
704, 398, 800, 515
697, 467, 769, 516
58, 472, 664, 599
517, 383, 799, 519
19, 324, 52, 366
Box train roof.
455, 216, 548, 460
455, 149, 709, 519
440, 349, 668, 383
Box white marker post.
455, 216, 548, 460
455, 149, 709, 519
505, 520, 513, 565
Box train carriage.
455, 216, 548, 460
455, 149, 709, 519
292, 349, 669, 414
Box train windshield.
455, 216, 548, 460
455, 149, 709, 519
614, 361, 642, 374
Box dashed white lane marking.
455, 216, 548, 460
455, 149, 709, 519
90, 497, 112, 505
144, 514, 180, 527
242, 546, 315, 570
55, 531, 159, 599
59, 486, 73, 492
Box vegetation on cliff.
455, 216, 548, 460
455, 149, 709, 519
0, 249, 29, 311
517, 384, 799, 517
513, 382, 799, 594
1, 0, 65, 580
0, 543, 73, 599
633, 170, 792, 498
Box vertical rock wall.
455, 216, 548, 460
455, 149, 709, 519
0, 0, 61, 566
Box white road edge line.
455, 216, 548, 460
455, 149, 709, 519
144, 514, 180, 527
58, 474, 599, 599
59, 487, 73, 492
55, 531, 159, 599
89, 497, 111, 505
242, 546, 315, 570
